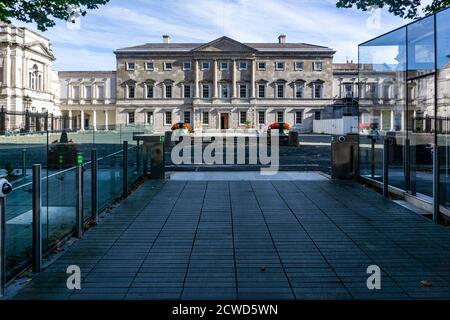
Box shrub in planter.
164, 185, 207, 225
48, 131, 80, 169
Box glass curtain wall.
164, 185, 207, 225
359, 7, 450, 207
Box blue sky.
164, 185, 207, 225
12, 0, 413, 71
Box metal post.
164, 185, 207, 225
32, 164, 42, 273
433, 144, 440, 223
22, 148, 26, 177
383, 138, 389, 198
123, 141, 128, 198
91, 149, 98, 223
0, 197, 5, 297
371, 137, 375, 178
76, 157, 83, 238
136, 140, 140, 172
405, 138, 411, 191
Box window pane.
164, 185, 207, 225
147, 85, 154, 98
165, 85, 172, 98
277, 111, 284, 122
258, 111, 265, 124
202, 112, 209, 125
407, 15, 435, 78
359, 26, 407, 189
184, 111, 191, 124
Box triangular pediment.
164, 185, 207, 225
25, 41, 55, 60
192, 36, 257, 53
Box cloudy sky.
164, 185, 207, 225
12, 0, 413, 71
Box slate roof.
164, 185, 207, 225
115, 36, 335, 53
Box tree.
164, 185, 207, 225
336, 0, 450, 19
0, 0, 110, 31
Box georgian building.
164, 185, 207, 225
114, 35, 336, 133
58, 71, 116, 130
0, 23, 60, 133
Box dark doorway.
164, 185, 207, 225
221, 113, 229, 130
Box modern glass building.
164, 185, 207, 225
358, 7, 450, 219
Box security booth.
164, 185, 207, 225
133, 134, 165, 179
331, 133, 359, 179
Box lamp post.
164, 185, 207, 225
23, 95, 32, 133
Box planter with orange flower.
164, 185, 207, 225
171, 122, 193, 142
268, 122, 291, 145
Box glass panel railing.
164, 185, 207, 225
5, 184, 33, 282
42, 167, 77, 252
98, 150, 123, 212
127, 145, 141, 188
82, 162, 93, 222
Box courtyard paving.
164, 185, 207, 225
12, 174, 450, 300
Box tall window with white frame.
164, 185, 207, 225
184, 111, 191, 124
258, 84, 265, 98
128, 111, 135, 124
220, 83, 229, 98
277, 111, 284, 123
295, 111, 303, 124
85, 85, 92, 99
165, 84, 172, 98
239, 83, 248, 99
202, 111, 209, 125
276, 83, 284, 98
202, 84, 210, 99
165, 111, 172, 125
239, 111, 247, 125
146, 84, 154, 98
146, 111, 154, 125
258, 111, 265, 125
127, 85, 135, 99
97, 85, 105, 100
184, 84, 192, 98
313, 82, 323, 98
73, 85, 80, 100
295, 82, 304, 98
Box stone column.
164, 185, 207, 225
69, 110, 73, 130
4, 48, 10, 87
401, 110, 405, 131
232, 59, 237, 98
194, 59, 200, 98
250, 59, 256, 99
80, 110, 85, 131
213, 59, 218, 98
105, 110, 109, 130
93, 110, 97, 131
10, 55, 16, 86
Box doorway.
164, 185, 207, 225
220, 113, 229, 130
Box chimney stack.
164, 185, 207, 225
278, 34, 286, 44
163, 35, 170, 44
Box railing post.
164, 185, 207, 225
22, 148, 26, 177
91, 149, 98, 223
136, 140, 140, 173
123, 141, 128, 198
370, 137, 376, 178
76, 154, 84, 238
32, 164, 42, 273
0, 197, 5, 297
383, 137, 389, 198
433, 144, 440, 223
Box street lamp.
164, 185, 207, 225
23, 95, 32, 132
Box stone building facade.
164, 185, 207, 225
114, 35, 336, 133
0, 23, 60, 133
58, 71, 116, 130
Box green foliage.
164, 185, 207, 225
336, 0, 450, 19
4, 162, 16, 179
0, 0, 110, 31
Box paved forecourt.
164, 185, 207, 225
13, 172, 450, 300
